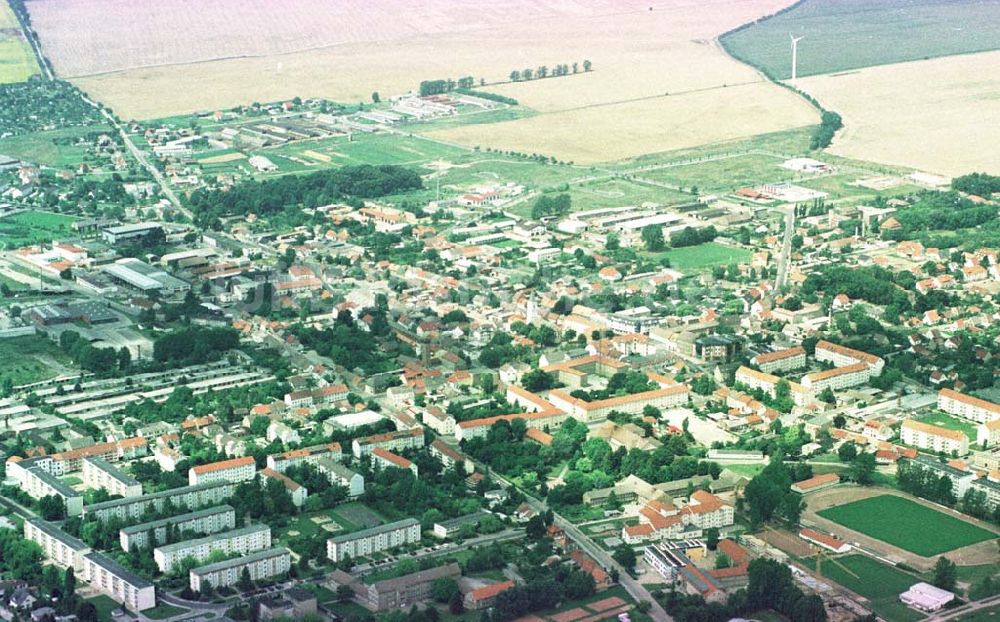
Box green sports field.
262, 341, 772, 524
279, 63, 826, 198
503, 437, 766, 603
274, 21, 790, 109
817, 495, 997, 556
802, 554, 925, 622
645, 242, 752, 272
720, 0, 1000, 80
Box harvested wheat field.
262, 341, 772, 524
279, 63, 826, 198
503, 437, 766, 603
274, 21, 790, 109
27, 0, 817, 162
795, 51, 1000, 177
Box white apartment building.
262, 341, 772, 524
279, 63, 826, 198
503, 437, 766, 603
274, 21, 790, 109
751, 346, 807, 374
314, 458, 365, 497
429, 439, 474, 474
24, 517, 90, 573
938, 388, 1000, 425
189, 546, 291, 592
86, 481, 237, 523
455, 410, 568, 442
979, 420, 1000, 448
371, 447, 418, 476
327, 518, 421, 562
266, 442, 343, 472
352, 428, 425, 458
422, 408, 455, 436
901, 420, 969, 455
547, 384, 689, 424
81, 552, 156, 612
6, 457, 84, 516
155, 524, 271, 573
259, 467, 308, 507
801, 362, 870, 393
815, 340, 884, 376
188, 456, 256, 486
120, 505, 236, 551
82, 457, 143, 498
735, 366, 780, 397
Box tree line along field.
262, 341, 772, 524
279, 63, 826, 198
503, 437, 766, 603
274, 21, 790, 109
720, 0, 1000, 80
0, 1, 38, 84
817, 495, 997, 557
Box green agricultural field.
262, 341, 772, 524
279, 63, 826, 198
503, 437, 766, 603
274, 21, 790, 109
638, 153, 791, 194
0, 210, 79, 248
0, 3, 38, 84
915, 412, 978, 441
721, 0, 1000, 80
268, 133, 470, 169
817, 495, 997, 556
0, 126, 106, 167
557, 178, 691, 215
802, 554, 925, 622
407, 106, 537, 133
955, 605, 1000, 622
0, 334, 73, 386
645, 242, 752, 272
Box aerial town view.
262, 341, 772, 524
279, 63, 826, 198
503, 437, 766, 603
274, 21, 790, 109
0, 1, 998, 621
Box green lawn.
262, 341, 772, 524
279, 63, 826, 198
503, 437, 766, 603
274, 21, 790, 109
955, 605, 1000, 621
639, 153, 790, 194
558, 178, 691, 214
0, 334, 73, 385
0, 2, 38, 84
143, 605, 188, 620
0, 209, 79, 248
817, 495, 997, 556
645, 242, 752, 272
915, 412, 978, 441
720, 0, 1000, 79
0, 126, 106, 167
85, 595, 120, 621
268, 133, 469, 169
801, 554, 925, 622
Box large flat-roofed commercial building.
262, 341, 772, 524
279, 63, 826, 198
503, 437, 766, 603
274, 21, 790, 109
120, 505, 236, 551
101, 222, 163, 245
901, 420, 969, 455
102, 258, 190, 295
188, 456, 256, 486
327, 518, 421, 562
938, 388, 1000, 425
85, 481, 237, 523
82, 457, 143, 498
155, 524, 271, 573
900, 582, 954, 612
82, 552, 156, 612
189, 546, 291, 592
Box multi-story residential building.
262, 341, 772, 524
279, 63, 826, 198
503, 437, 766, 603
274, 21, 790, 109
154, 524, 271, 573
6, 457, 84, 516
750, 346, 807, 374
979, 419, 1000, 448
969, 473, 1000, 510
422, 407, 455, 436
623, 491, 734, 544
939, 388, 1000, 425
547, 383, 689, 423
815, 340, 884, 376
371, 447, 418, 476
82, 457, 143, 498
283, 384, 349, 408
800, 362, 870, 393
327, 518, 421, 562
259, 467, 307, 507
352, 428, 424, 458
85, 481, 237, 523
46, 437, 148, 476
120, 505, 236, 551
188, 456, 256, 486
189, 547, 291, 591
24, 517, 90, 572
735, 366, 781, 397
81, 552, 156, 612
905, 455, 977, 498
455, 409, 568, 442
360, 563, 461, 611
429, 439, 474, 474
314, 458, 365, 497
901, 420, 970, 455
505, 385, 557, 413
266, 442, 342, 472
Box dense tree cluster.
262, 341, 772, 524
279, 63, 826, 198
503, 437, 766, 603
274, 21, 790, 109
953, 172, 1000, 197
153, 326, 240, 366
187, 165, 423, 228
60, 330, 130, 375
670, 225, 718, 248
419, 76, 477, 96
290, 310, 397, 375
456, 88, 518, 106
897, 460, 957, 507
741, 458, 804, 527
810, 110, 843, 150
0, 78, 103, 136
883, 191, 997, 239
531, 193, 571, 220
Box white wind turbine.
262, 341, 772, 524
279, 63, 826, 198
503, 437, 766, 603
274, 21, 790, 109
790, 34, 805, 81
